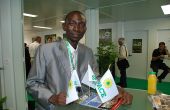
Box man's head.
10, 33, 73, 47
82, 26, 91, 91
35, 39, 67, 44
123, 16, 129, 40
35, 36, 41, 43
159, 42, 166, 51
62, 11, 86, 43
118, 37, 125, 45
47, 37, 52, 43
24, 43, 27, 47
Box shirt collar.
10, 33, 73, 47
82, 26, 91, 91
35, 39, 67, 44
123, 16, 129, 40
67, 42, 78, 53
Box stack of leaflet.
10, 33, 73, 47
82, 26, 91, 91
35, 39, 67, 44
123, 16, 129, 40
148, 94, 170, 110
76, 92, 102, 109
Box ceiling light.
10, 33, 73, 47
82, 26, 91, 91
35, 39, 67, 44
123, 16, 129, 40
23, 13, 38, 17
33, 26, 52, 29
161, 4, 170, 15
60, 20, 65, 23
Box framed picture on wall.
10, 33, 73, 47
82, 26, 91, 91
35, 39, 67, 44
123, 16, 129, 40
132, 39, 142, 53
99, 28, 112, 42
45, 34, 56, 43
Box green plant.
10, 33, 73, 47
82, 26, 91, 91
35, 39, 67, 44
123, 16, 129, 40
96, 40, 118, 75
0, 96, 7, 109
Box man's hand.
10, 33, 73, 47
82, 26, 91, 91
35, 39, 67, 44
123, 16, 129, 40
48, 92, 66, 105
112, 87, 133, 105
160, 55, 165, 59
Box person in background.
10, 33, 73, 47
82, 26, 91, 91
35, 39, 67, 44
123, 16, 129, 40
25, 43, 35, 110
47, 36, 53, 43
26, 11, 133, 110
24, 43, 31, 78
117, 38, 129, 88
150, 42, 170, 83
29, 36, 41, 64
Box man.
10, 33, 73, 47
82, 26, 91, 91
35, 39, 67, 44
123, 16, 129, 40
26, 11, 132, 110
29, 36, 41, 64
117, 38, 129, 88
151, 42, 170, 83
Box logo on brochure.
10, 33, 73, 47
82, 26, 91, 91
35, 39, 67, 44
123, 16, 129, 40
103, 79, 112, 88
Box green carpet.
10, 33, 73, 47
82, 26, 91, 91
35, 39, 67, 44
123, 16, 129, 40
115, 77, 170, 95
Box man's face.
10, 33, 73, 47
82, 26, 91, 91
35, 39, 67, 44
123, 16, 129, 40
118, 40, 123, 45
159, 44, 165, 51
37, 37, 41, 43
63, 13, 86, 43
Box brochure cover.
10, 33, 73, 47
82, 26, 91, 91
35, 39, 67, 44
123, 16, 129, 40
76, 92, 123, 110
76, 92, 102, 109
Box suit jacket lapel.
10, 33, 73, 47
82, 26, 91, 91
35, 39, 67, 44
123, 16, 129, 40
77, 44, 88, 80
58, 40, 72, 80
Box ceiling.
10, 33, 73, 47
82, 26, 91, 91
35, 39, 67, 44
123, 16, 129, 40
24, 0, 170, 31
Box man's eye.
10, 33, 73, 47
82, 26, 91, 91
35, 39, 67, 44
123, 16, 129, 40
68, 22, 75, 26
80, 23, 85, 27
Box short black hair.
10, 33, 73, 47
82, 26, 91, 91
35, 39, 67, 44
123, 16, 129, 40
64, 11, 86, 23
159, 42, 165, 46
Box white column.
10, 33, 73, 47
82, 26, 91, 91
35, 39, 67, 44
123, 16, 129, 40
116, 21, 125, 39
85, 9, 99, 54
0, 0, 27, 110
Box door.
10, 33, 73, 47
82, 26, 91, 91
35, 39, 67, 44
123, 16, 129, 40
157, 29, 170, 82
125, 30, 148, 79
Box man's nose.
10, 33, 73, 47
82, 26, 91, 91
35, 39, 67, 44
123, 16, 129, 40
73, 25, 80, 32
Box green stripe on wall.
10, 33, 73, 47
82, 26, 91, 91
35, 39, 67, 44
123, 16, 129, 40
115, 77, 170, 95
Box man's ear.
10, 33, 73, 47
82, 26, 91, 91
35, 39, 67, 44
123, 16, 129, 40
62, 23, 66, 31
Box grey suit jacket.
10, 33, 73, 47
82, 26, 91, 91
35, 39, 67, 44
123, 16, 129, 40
26, 40, 98, 110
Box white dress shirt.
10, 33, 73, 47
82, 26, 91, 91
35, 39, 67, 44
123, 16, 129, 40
29, 41, 40, 58
67, 42, 78, 72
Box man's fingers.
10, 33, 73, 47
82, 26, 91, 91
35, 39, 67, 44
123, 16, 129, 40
121, 93, 133, 105
114, 94, 122, 102
56, 92, 66, 105
57, 99, 66, 105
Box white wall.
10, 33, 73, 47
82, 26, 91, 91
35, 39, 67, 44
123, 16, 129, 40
24, 30, 37, 44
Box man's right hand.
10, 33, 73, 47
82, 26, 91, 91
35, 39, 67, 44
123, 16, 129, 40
48, 92, 66, 105
114, 87, 133, 105
160, 55, 165, 59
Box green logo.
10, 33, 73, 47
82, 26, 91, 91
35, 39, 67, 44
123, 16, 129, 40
103, 79, 113, 88
68, 80, 73, 89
